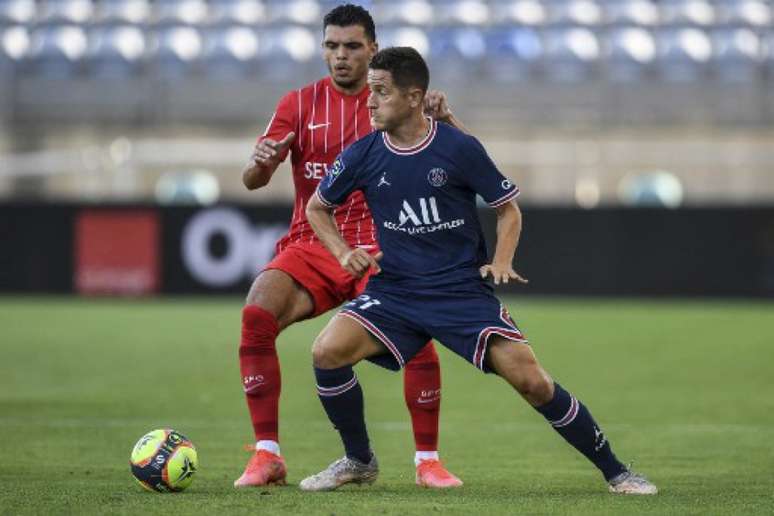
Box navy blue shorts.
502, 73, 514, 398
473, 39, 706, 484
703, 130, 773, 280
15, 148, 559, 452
338, 283, 528, 373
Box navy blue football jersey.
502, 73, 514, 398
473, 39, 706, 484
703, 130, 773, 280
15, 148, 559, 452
316, 118, 520, 290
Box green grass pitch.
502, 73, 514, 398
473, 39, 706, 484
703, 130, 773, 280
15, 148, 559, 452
1, 296, 773, 514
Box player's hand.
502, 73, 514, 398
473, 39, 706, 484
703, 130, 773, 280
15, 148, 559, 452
479, 263, 528, 286
340, 249, 382, 278
424, 90, 452, 121
250, 132, 295, 167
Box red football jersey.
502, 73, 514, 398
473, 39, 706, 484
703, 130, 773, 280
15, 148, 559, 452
260, 76, 375, 254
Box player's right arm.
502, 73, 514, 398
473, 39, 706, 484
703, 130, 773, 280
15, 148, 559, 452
306, 149, 382, 278
242, 92, 297, 190
306, 194, 381, 278
242, 132, 295, 190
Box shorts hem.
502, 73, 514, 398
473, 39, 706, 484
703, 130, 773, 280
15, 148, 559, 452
261, 264, 327, 319
339, 309, 406, 369
474, 327, 529, 373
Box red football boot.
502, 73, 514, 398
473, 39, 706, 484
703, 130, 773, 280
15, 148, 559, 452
234, 449, 287, 487
415, 459, 463, 488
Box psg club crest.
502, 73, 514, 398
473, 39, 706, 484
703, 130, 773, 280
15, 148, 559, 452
427, 168, 447, 187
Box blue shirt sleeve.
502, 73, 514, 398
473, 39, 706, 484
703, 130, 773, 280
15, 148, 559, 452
459, 136, 520, 207
315, 144, 363, 208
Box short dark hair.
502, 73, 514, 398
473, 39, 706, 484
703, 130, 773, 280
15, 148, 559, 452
323, 4, 376, 42
369, 47, 429, 93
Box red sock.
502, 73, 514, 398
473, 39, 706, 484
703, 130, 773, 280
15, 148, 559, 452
403, 341, 441, 452
239, 305, 281, 443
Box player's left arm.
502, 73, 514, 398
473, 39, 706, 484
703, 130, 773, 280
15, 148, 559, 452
480, 200, 529, 286
424, 90, 469, 135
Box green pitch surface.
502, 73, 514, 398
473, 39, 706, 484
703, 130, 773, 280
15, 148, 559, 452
1, 297, 773, 515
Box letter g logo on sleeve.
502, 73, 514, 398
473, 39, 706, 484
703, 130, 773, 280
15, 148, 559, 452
328, 158, 345, 181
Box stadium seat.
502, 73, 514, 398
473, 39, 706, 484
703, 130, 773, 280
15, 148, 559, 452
87, 24, 145, 78
201, 25, 259, 79
434, 0, 491, 26
656, 26, 712, 82
489, 0, 548, 27
148, 24, 202, 78
714, 0, 771, 28
95, 0, 150, 25
710, 27, 762, 83
0, 24, 29, 78
374, 0, 433, 26
0, 0, 36, 25
484, 27, 543, 82
28, 24, 88, 76
378, 26, 430, 56
39, 0, 94, 25
318, 0, 372, 13
546, 0, 603, 27
152, 0, 208, 26
264, 0, 321, 25
659, 0, 715, 27
257, 26, 317, 81
604, 26, 656, 82
208, 0, 267, 26
427, 27, 485, 82
600, 0, 658, 27
543, 26, 600, 82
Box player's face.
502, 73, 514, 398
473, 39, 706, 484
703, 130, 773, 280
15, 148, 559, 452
322, 25, 377, 93
366, 69, 422, 131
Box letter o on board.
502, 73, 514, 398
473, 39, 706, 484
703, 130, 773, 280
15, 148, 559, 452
182, 208, 249, 287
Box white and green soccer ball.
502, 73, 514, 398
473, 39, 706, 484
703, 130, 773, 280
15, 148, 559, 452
130, 428, 198, 492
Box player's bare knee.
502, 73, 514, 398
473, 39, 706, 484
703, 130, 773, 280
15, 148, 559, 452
312, 334, 347, 369
245, 276, 281, 314
521, 370, 554, 405
311, 337, 331, 368
245, 270, 313, 329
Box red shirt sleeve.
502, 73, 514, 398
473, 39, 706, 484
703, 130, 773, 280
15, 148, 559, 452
258, 90, 297, 163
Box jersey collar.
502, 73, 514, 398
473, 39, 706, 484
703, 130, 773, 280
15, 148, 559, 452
382, 117, 437, 156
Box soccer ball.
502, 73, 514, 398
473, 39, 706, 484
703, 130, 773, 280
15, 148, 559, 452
130, 428, 198, 492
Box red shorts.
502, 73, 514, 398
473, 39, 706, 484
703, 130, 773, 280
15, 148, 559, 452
263, 242, 373, 318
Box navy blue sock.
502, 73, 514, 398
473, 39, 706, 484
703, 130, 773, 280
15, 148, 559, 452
314, 365, 371, 464
535, 382, 626, 481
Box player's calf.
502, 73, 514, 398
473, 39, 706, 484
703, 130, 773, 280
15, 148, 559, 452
403, 342, 442, 453
486, 336, 656, 492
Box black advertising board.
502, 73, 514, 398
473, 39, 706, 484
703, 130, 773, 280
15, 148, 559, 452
1, 203, 773, 297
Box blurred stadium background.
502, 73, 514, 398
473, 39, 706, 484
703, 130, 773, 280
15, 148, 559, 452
1, 0, 774, 205
2, 0, 774, 297
2, 2, 774, 513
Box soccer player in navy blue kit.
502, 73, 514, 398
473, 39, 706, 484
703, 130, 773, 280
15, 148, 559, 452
302, 47, 658, 495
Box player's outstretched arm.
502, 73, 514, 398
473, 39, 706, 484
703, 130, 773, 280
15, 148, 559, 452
306, 193, 381, 278
424, 90, 469, 135
242, 132, 295, 190
480, 200, 529, 286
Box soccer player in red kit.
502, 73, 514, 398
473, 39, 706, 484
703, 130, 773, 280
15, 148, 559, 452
234, 4, 465, 488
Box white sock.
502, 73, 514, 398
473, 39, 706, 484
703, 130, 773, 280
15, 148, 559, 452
414, 450, 439, 466
256, 440, 280, 455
